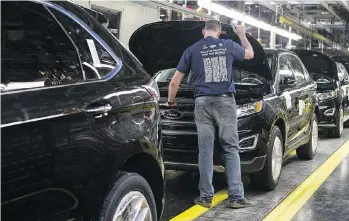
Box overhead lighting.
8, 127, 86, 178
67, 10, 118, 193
288, 1, 299, 4
198, 0, 302, 40
269, 1, 276, 5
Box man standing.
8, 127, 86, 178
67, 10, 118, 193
166, 20, 254, 208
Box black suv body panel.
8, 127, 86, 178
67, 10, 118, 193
292, 50, 349, 130
1, 1, 164, 220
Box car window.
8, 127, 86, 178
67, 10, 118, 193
287, 55, 306, 83
1, 2, 83, 91
48, 8, 118, 81
278, 55, 296, 83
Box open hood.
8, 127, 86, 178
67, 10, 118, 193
332, 56, 349, 73
292, 49, 338, 80
129, 21, 271, 80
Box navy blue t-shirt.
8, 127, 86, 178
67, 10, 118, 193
176, 36, 245, 97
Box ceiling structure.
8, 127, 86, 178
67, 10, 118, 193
244, 0, 349, 50
154, 0, 349, 52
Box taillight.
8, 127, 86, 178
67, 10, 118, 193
143, 78, 160, 102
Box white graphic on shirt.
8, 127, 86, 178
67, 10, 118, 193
203, 45, 208, 50
219, 43, 223, 47
219, 56, 228, 81
201, 44, 228, 83
203, 58, 213, 82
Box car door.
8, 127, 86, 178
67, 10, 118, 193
1, 2, 151, 220
287, 54, 315, 138
277, 53, 303, 147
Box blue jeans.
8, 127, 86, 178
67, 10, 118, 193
194, 94, 244, 200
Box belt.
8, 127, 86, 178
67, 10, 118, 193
211, 93, 233, 97
195, 93, 234, 98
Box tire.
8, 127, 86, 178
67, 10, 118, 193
331, 106, 344, 138
297, 113, 318, 160
99, 172, 157, 221
250, 126, 283, 191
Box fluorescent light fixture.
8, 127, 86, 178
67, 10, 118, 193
198, 0, 302, 40
288, 1, 299, 4
269, 1, 276, 5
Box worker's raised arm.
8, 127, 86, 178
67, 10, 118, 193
233, 25, 254, 60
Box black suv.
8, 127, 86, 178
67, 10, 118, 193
1, 2, 164, 221
293, 50, 349, 137
129, 21, 319, 190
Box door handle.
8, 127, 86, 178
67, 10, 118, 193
84, 104, 112, 114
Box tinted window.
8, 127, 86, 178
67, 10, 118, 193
278, 55, 296, 82
1, 2, 82, 91
287, 55, 306, 82
52, 1, 123, 58
49, 8, 118, 80
51, 1, 149, 83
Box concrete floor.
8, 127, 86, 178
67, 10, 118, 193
161, 129, 349, 221
292, 154, 349, 221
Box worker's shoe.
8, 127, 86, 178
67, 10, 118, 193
194, 197, 212, 208
228, 198, 252, 209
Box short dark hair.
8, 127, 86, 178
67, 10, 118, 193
205, 19, 222, 32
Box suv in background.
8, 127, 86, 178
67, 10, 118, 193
293, 50, 349, 137
1, 2, 164, 221
129, 21, 319, 190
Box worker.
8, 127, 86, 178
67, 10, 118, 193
165, 19, 254, 208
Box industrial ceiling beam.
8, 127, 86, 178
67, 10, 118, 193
321, 2, 342, 20
338, 0, 349, 13
286, 3, 315, 22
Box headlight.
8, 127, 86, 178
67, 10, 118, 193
317, 91, 336, 101
237, 101, 263, 117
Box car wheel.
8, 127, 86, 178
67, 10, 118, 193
331, 106, 344, 138
250, 126, 283, 191
297, 113, 318, 160
99, 172, 157, 221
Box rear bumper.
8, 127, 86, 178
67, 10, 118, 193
164, 155, 266, 174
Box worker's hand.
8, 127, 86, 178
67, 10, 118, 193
166, 101, 177, 107
233, 25, 246, 36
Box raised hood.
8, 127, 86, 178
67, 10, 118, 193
292, 49, 338, 80
129, 21, 271, 80
332, 56, 349, 73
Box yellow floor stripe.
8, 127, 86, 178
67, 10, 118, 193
263, 140, 349, 221
170, 150, 299, 221
170, 189, 228, 221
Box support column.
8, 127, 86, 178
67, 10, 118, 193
287, 27, 292, 49
270, 32, 276, 49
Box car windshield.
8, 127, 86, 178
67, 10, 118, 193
154, 67, 267, 86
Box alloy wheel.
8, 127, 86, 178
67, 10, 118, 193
271, 137, 283, 181
113, 191, 152, 221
